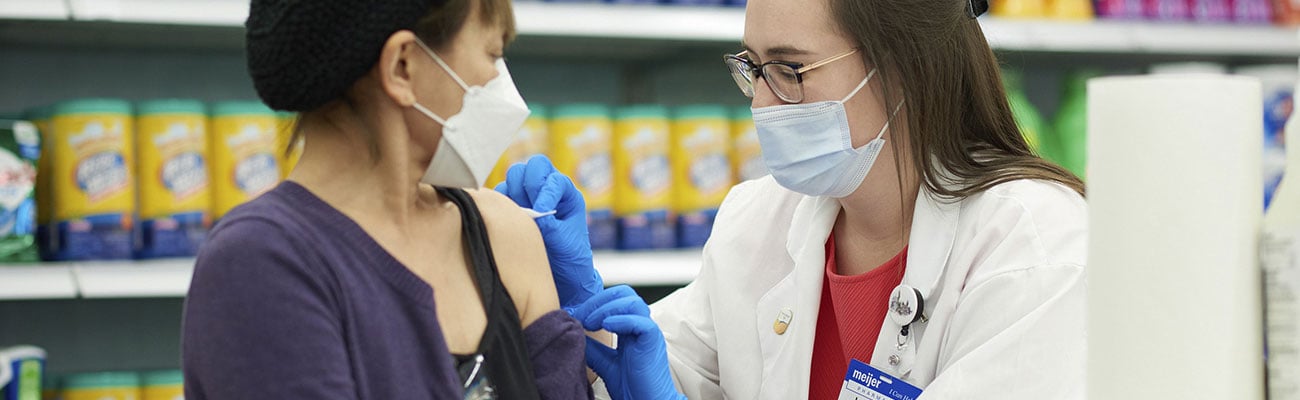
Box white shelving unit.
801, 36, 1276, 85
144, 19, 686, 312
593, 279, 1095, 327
1, 1, 1297, 56
593, 250, 702, 287
0, 0, 69, 21
0, 251, 702, 300
73, 259, 196, 299
0, 265, 77, 300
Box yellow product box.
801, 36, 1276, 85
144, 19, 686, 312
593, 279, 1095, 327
275, 111, 302, 179
140, 370, 183, 400
135, 99, 210, 258
613, 105, 674, 250
671, 105, 733, 248
61, 372, 140, 400
47, 98, 136, 260
487, 104, 548, 188
671, 105, 732, 212
209, 101, 281, 220
730, 106, 767, 182
50, 99, 135, 219
549, 104, 615, 250
613, 105, 672, 215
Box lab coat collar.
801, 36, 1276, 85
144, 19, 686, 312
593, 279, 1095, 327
785, 184, 961, 302
904, 189, 961, 302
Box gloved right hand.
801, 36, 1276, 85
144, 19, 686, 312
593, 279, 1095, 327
570, 285, 687, 400
495, 155, 604, 310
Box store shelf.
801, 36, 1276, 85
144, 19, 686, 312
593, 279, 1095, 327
0, 0, 70, 21
514, 2, 744, 42
65, 0, 247, 26
594, 250, 702, 287
0, 1, 1295, 57
0, 251, 701, 300
0, 265, 77, 300
980, 19, 1300, 56
73, 259, 195, 298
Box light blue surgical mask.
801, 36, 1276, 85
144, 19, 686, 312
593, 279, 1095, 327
751, 69, 900, 198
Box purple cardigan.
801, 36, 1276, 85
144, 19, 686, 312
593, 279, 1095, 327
182, 182, 592, 400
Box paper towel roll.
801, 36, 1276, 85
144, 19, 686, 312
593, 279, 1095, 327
1087, 75, 1263, 399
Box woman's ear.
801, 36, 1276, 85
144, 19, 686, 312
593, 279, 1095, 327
377, 30, 421, 107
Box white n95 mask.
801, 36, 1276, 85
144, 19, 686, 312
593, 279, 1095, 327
412, 39, 531, 188
751, 69, 901, 198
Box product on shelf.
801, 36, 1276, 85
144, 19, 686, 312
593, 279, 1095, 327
1048, 0, 1095, 19
1191, 0, 1232, 22
1276, 0, 1300, 24
730, 106, 766, 182
1001, 69, 1049, 159
139, 370, 181, 400
1261, 40, 1300, 400
549, 104, 615, 250
46, 99, 136, 261
487, 104, 549, 188
1094, 0, 1144, 19
209, 101, 281, 221
60, 372, 139, 400
25, 106, 53, 262
1052, 70, 1100, 179
1235, 0, 1273, 23
992, 0, 1047, 18
0, 346, 45, 400
613, 105, 674, 250
275, 112, 302, 179
1235, 64, 1297, 209
1144, 0, 1191, 20
0, 120, 41, 263
134, 99, 210, 259
671, 105, 731, 248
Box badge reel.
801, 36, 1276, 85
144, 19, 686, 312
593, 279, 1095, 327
886, 285, 926, 374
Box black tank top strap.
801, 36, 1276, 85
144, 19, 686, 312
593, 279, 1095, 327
436, 187, 541, 400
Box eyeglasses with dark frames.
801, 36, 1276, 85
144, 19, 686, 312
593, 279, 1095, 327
722, 48, 859, 103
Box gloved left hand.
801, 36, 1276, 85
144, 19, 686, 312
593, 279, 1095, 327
495, 155, 604, 310
570, 285, 687, 400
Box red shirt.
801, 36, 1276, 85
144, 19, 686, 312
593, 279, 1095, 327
808, 234, 908, 400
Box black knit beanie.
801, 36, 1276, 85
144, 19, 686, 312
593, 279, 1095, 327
246, 0, 448, 112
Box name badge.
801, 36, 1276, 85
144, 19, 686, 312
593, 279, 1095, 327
838, 359, 923, 400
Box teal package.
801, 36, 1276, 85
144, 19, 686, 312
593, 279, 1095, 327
0, 120, 41, 263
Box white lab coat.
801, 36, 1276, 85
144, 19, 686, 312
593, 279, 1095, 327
645, 175, 1087, 399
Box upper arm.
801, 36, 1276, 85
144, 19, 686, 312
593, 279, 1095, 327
922, 264, 1085, 399
182, 218, 356, 400
467, 188, 560, 328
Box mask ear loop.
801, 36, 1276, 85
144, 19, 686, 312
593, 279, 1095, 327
410, 37, 469, 127
873, 100, 907, 141
840, 68, 879, 103
412, 103, 448, 126
413, 38, 470, 92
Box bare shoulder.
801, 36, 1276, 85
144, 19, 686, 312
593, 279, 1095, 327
464, 188, 560, 327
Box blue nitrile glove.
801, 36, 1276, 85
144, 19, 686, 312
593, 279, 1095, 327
495, 155, 604, 310
570, 285, 687, 400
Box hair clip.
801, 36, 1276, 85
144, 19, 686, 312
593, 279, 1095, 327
967, 0, 989, 18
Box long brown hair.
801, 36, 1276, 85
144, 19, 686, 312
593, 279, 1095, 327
829, 0, 1086, 199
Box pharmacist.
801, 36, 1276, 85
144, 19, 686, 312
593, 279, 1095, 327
497, 0, 1089, 398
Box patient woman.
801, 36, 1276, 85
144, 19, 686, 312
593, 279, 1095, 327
181, 0, 591, 398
